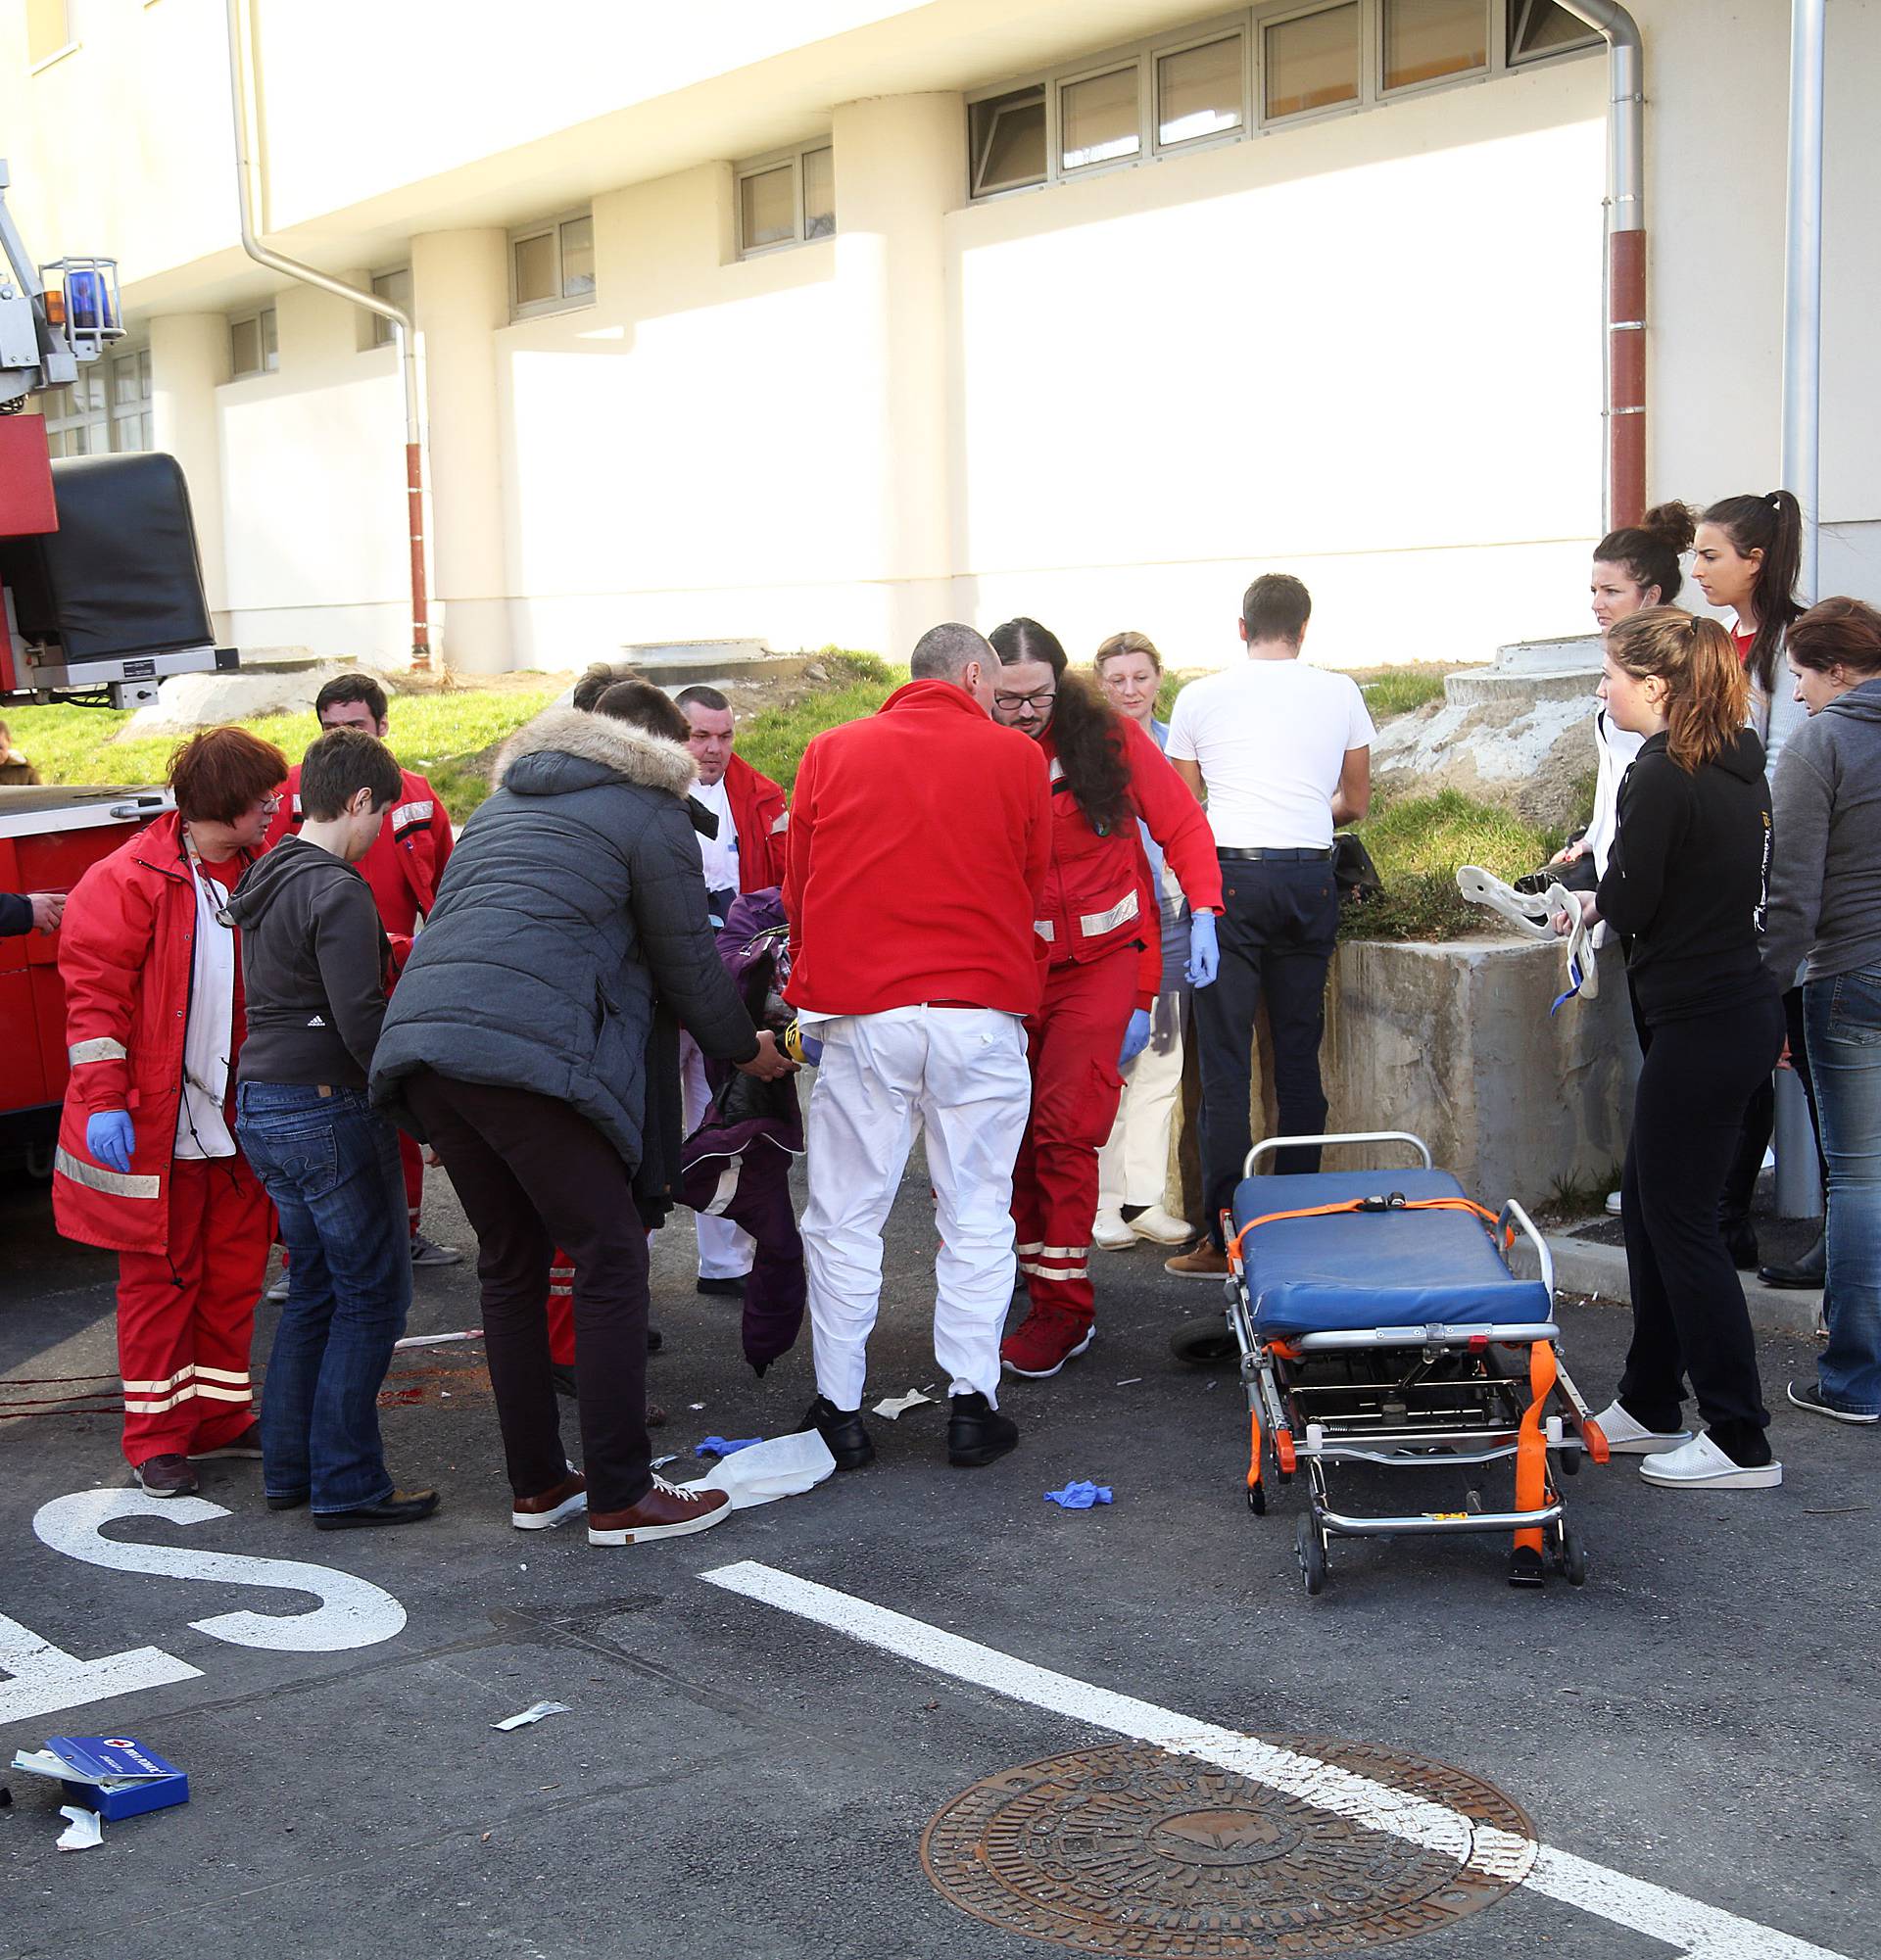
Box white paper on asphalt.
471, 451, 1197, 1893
702, 1558, 1856, 1960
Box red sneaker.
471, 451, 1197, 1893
1001, 1306, 1095, 1379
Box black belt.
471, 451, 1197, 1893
1216, 846, 1336, 862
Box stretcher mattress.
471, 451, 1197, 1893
1230, 1168, 1551, 1336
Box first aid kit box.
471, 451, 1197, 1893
46, 1737, 189, 1822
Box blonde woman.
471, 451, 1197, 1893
1090, 631, 1194, 1249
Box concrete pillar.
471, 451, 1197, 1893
410, 228, 510, 673
831, 94, 964, 656
148, 312, 231, 625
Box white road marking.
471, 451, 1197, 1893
702, 1559, 1854, 1960
0, 1610, 202, 1725
33, 1490, 408, 1653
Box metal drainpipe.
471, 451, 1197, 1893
1559, 2, 1645, 529
222, 0, 432, 669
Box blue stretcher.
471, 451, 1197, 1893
1216, 1131, 1609, 1594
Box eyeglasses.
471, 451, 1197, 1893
994, 689, 1057, 712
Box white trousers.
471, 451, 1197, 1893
679, 1032, 756, 1279
800, 1005, 1032, 1411
1097, 991, 1185, 1213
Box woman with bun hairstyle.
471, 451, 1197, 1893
1760, 598, 1881, 1425
987, 616, 1223, 1379
1559, 608, 1784, 1490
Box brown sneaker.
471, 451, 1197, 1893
1165, 1245, 1230, 1279
512, 1471, 588, 1532
588, 1475, 732, 1546
134, 1454, 199, 1498
190, 1422, 263, 1460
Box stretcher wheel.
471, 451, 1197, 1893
1558, 1446, 1580, 1477
1246, 1482, 1266, 1515
1294, 1513, 1326, 1596
1171, 1316, 1236, 1365
1557, 1523, 1588, 1587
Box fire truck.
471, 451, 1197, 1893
0, 158, 229, 1160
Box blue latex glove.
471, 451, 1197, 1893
695, 1436, 762, 1458
1118, 1008, 1152, 1070
86, 1111, 134, 1174
1186, 910, 1221, 987
1044, 1481, 1115, 1510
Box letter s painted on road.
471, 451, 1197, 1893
32, 1490, 407, 1653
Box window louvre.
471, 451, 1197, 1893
1381, 0, 1488, 91
229, 308, 276, 378
735, 140, 839, 257
1266, 5, 1361, 120
1157, 35, 1244, 147
1508, 0, 1601, 63
971, 86, 1047, 197
1060, 65, 1140, 172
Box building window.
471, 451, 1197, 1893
27, 0, 72, 68
970, 85, 1047, 197
509, 214, 596, 319
109, 347, 153, 452
734, 141, 837, 257
1507, 0, 1601, 63
1264, 4, 1361, 120
1157, 34, 1245, 147
1380, 0, 1487, 92
229, 308, 278, 378
367, 265, 412, 349
40, 370, 104, 457
1060, 64, 1141, 172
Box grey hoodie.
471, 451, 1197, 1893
1760, 675, 1881, 985
228, 837, 393, 1087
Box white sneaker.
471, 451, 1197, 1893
1604, 1190, 1623, 1217
265, 1270, 291, 1304
1130, 1206, 1199, 1246
1092, 1211, 1137, 1252
1639, 1432, 1782, 1490
1590, 1400, 1691, 1454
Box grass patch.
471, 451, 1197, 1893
1344, 789, 1559, 941
737, 665, 907, 791
4, 686, 562, 825
1351, 666, 1449, 718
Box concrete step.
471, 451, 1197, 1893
1446, 666, 1603, 709
621, 641, 813, 690
1538, 1230, 1824, 1342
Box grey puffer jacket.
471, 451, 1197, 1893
370, 708, 758, 1170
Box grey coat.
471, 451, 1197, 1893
370, 707, 758, 1170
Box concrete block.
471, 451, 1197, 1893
1370, 688, 1599, 831
121, 661, 359, 737
1324, 935, 1629, 1210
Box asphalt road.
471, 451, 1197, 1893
0, 1151, 1874, 1960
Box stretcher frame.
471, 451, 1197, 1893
1223, 1131, 1610, 1593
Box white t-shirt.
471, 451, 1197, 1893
692, 775, 740, 895
1165, 658, 1375, 850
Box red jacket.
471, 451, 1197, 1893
1037, 715, 1224, 1007
53, 812, 258, 1254
265, 764, 452, 954
784, 680, 1051, 1019
723, 751, 789, 892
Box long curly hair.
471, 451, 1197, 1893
989, 616, 1132, 836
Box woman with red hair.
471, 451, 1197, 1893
56, 727, 289, 1497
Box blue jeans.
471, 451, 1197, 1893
235, 1082, 412, 1511
1805, 973, 1881, 1415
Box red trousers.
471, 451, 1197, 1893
1012, 947, 1139, 1329
400, 1130, 423, 1241
118, 1156, 270, 1463
546, 1247, 576, 1366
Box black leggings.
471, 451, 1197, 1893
1618, 993, 1785, 1463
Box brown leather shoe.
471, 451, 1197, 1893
1165, 1245, 1230, 1278
588, 1475, 732, 1546
511, 1470, 588, 1532
134, 1453, 198, 1498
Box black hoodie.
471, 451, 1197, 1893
1597, 726, 1777, 1026
227, 837, 393, 1087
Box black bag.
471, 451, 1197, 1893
1332, 833, 1382, 904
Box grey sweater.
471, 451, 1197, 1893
1760, 677, 1881, 985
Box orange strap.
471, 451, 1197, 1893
1513, 1336, 1559, 1556
1227, 1195, 1503, 1267
1246, 1409, 1262, 1490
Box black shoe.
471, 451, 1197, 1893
947, 1391, 1018, 1468
801, 1394, 874, 1470
698, 1275, 746, 1299
1720, 1219, 1760, 1271
1760, 1237, 1826, 1290
265, 1491, 309, 1511
313, 1489, 441, 1530
647, 1323, 664, 1354
1786, 1379, 1879, 1426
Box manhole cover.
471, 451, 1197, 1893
920, 1739, 1532, 1955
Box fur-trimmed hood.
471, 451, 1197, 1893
492, 706, 698, 800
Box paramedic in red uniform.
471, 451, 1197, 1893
673, 685, 788, 1299
54, 728, 290, 1497
265, 675, 459, 1271
987, 617, 1223, 1379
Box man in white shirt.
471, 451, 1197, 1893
1162, 574, 1374, 1278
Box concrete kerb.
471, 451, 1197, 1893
1538, 1229, 1825, 1340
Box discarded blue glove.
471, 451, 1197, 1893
1118, 1008, 1152, 1070
1044, 1481, 1114, 1509
1186, 910, 1220, 987
86, 1110, 135, 1174
696, 1436, 762, 1458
